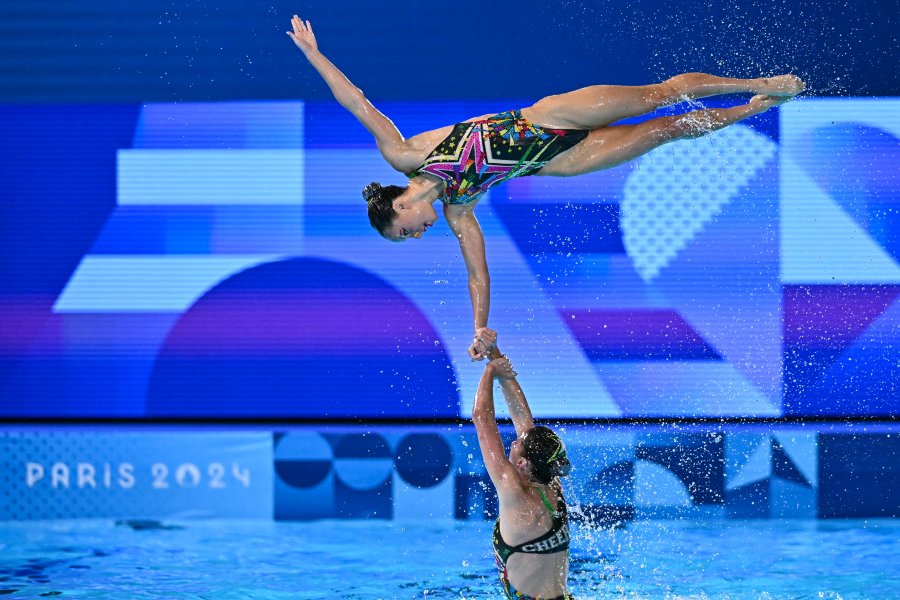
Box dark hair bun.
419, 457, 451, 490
362, 182, 383, 203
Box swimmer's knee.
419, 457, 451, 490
646, 82, 679, 107
650, 116, 688, 142
651, 107, 723, 140
658, 72, 706, 103
671, 115, 714, 140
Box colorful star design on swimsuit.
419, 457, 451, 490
490, 115, 550, 145
410, 110, 588, 206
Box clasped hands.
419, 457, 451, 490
468, 327, 497, 361
469, 327, 517, 380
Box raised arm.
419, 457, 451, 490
286, 15, 419, 173
486, 348, 535, 437
444, 205, 496, 360
472, 356, 521, 494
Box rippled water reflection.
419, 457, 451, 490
0, 518, 898, 598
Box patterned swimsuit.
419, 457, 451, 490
492, 486, 574, 600
409, 110, 588, 206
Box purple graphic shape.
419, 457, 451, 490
146, 257, 459, 418
783, 285, 900, 349
561, 309, 721, 360
783, 285, 900, 416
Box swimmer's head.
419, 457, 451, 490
363, 182, 405, 236
517, 425, 571, 485
363, 182, 437, 242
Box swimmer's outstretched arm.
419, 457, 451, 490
444, 204, 497, 360
445, 206, 496, 361
286, 15, 419, 172
485, 348, 535, 437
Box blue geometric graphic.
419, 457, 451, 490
4, 99, 900, 420
726, 432, 817, 518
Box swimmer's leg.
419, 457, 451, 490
536, 95, 786, 177
522, 73, 804, 130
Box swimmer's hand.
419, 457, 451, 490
286, 15, 318, 57
487, 355, 517, 381
468, 327, 497, 361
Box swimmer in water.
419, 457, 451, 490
287, 14, 804, 360
473, 345, 573, 599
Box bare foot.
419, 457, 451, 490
757, 74, 806, 97
749, 94, 794, 112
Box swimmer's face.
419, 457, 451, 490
509, 431, 528, 462
383, 195, 438, 242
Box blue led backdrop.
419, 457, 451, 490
1, 1, 898, 419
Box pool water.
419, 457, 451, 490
0, 518, 898, 598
